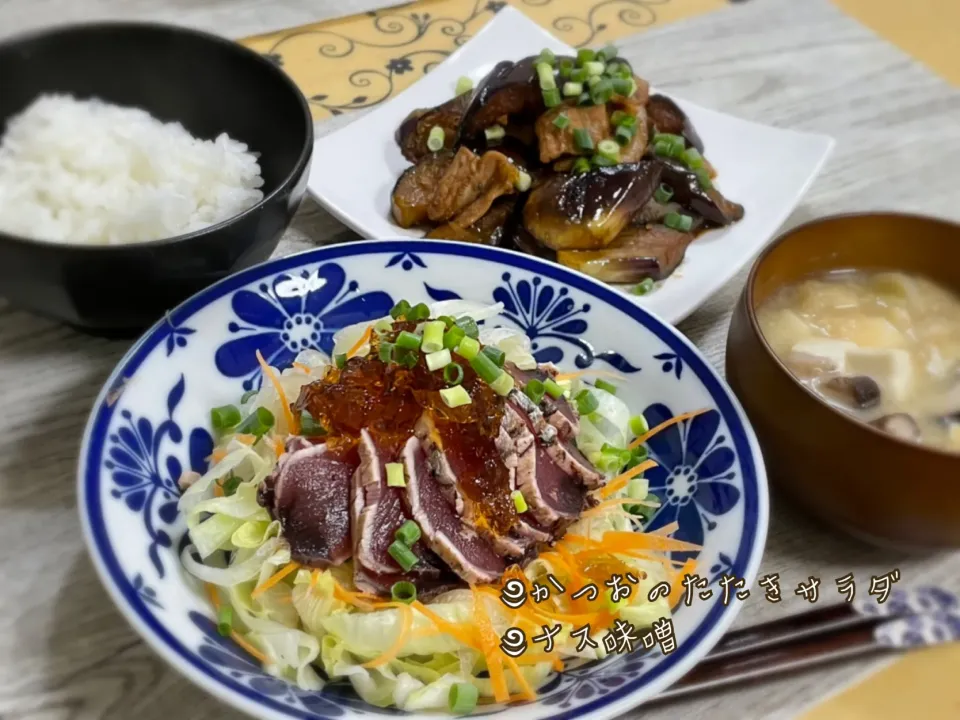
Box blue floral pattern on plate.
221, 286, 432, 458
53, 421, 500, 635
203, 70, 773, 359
640, 403, 740, 562
215, 264, 394, 389
81, 241, 765, 720
104, 375, 212, 576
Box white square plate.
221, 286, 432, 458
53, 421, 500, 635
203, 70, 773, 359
307, 6, 834, 324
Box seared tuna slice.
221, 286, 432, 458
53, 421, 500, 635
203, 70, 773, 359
414, 413, 530, 558
352, 430, 442, 581
505, 401, 587, 527
504, 363, 579, 439
354, 565, 462, 601
401, 437, 506, 584
510, 388, 604, 490
259, 437, 355, 568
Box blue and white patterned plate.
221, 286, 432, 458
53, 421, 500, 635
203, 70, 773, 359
78, 240, 768, 720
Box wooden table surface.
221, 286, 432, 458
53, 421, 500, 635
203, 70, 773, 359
1, 0, 959, 718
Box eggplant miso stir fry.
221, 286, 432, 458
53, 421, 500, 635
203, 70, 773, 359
391, 45, 744, 294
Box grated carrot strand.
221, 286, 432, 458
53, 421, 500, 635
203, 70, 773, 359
362, 602, 413, 668
346, 326, 374, 359
629, 409, 709, 450
599, 459, 658, 498
255, 350, 298, 434
251, 562, 300, 598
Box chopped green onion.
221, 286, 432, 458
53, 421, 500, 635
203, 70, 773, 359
235, 407, 275, 438
544, 377, 564, 399
664, 211, 694, 232
484, 124, 506, 144
388, 540, 419, 571
217, 606, 233, 637
396, 520, 422, 545
480, 344, 506, 367
595, 378, 617, 395
440, 385, 472, 408
395, 347, 419, 369
629, 445, 649, 467
443, 325, 466, 350
378, 341, 395, 363
630, 414, 650, 437
437, 315, 456, 329
389, 299, 411, 319
426, 348, 452, 371
542, 87, 562, 107
574, 128, 594, 152
587, 75, 602, 88
469, 352, 502, 385
612, 77, 633, 96
553, 112, 571, 129
576, 48, 596, 65
654, 133, 685, 158
449, 682, 479, 714
221, 473, 242, 496
516, 170, 532, 192
652, 140, 672, 157
591, 153, 617, 167
511, 490, 529, 513
427, 126, 445, 152
633, 492, 659, 521
396, 330, 422, 351
408, 302, 431, 322
597, 43, 618, 62
605, 61, 625, 78
524, 378, 546, 405
633, 277, 655, 296
391, 581, 418, 604
577, 91, 592, 106
454, 316, 480, 339
335, 353, 347, 369
695, 167, 713, 191
619, 115, 638, 130
455, 75, 474, 96
573, 157, 592, 173
597, 139, 620, 161
590, 78, 614, 105
455, 336, 480, 361
386, 462, 406, 487
240, 389, 258, 404
421, 320, 446, 353
211, 405, 241, 432
654, 183, 674, 204
374, 318, 394, 334
610, 109, 629, 125
627, 476, 647, 499
558, 58, 574, 78
444, 362, 464, 385
562, 81, 583, 97
681, 147, 704, 170
300, 411, 327, 437
615, 124, 635, 145
570, 67, 588, 84
536, 62, 556, 90
575, 389, 599, 415
537, 48, 556, 66
489, 371, 515, 397
584, 60, 605, 76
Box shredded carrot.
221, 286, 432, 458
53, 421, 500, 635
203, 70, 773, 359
251, 562, 300, 598
236, 433, 257, 445
629, 409, 709, 450
553, 369, 626, 382
346, 326, 374, 359
333, 583, 383, 611
362, 602, 414, 668
272, 435, 285, 458
589, 530, 701, 554
256, 349, 298, 434
292, 361, 311, 373
558, 534, 601, 549
582, 495, 660, 518
503, 654, 537, 702
652, 521, 680, 537
599, 459, 658, 498
472, 588, 510, 703
211, 448, 227, 463
205, 583, 268, 663
213, 480, 224, 498
669, 559, 699, 607
309, 570, 321, 592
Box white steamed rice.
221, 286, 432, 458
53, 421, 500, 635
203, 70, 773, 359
0, 94, 264, 245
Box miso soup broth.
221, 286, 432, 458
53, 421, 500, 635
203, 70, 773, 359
756, 269, 960, 452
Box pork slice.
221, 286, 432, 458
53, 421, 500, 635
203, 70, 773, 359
426, 147, 519, 226
535, 103, 609, 164
352, 430, 441, 580
260, 438, 355, 568
506, 399, 587, 527
402, 437, 506, 584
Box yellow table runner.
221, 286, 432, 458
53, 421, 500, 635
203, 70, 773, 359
240, 1, 960, 716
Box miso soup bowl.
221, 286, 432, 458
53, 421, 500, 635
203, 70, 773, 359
726, 212, 960, 549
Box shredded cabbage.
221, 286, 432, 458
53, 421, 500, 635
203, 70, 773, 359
180, 303, 675, 709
